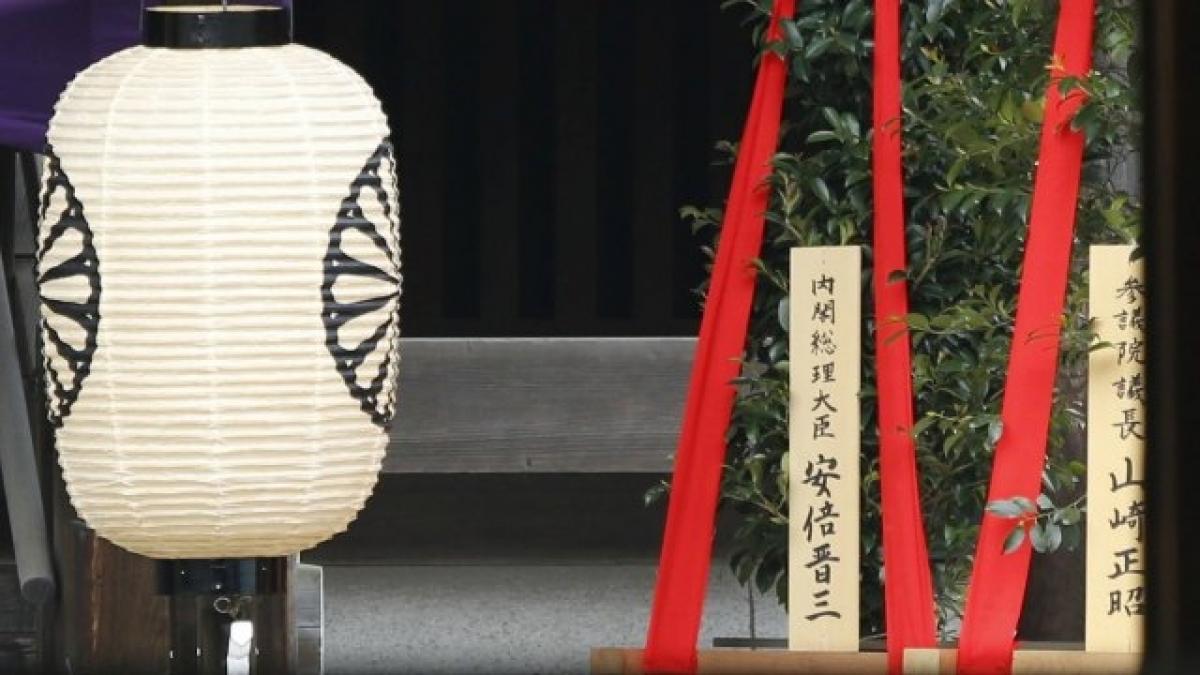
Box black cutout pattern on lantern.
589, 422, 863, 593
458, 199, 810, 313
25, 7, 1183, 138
322, 141, 402, 427
38, 148, 102, 427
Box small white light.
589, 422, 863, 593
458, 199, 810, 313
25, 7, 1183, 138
227, 619, 254, 675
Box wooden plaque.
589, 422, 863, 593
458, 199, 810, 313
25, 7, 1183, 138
788, 246, 861, 651
1085, 244, 1145, 653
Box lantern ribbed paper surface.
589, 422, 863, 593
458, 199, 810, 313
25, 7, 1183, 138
38, 43, 401, 558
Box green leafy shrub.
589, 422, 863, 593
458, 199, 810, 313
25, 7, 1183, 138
659, 0, 1139, 638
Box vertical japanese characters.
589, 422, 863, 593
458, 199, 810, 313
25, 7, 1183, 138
1086, 244, 1145, 653
788, 247, 860, 651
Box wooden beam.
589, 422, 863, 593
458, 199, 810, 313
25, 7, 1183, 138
386, 337, 692, 473
902, 647, 1141, 674
592, 646, 1140, 675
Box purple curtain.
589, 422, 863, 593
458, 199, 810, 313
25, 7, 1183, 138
0, 0, 291, 153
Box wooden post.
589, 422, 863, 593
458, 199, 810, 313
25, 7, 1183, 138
788, 246, 860, 651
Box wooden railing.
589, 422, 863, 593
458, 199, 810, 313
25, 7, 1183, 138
387, 337, 692, 473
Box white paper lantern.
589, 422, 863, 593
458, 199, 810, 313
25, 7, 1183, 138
36, 5, 401, 558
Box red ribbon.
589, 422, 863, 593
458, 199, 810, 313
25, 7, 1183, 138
956, 3, 1094, 673
642, 1, 795, 672
872, 1, 939, 672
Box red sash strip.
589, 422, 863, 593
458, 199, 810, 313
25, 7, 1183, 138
872, 1, 939, 672
956, 3, 1095, 673
642, 1, 795, 672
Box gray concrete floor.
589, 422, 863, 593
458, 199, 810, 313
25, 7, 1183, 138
323, 563, 786, 674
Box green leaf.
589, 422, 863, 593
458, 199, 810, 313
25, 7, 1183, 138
810, 177, 832, 205
841, 112, 861, 139
1003, 526, 1026, 554
806, 130, 839, 144
643, 481, 668, 507
821, 107, 841, 130
748, 456, 764, 488
986, 419, 1004, 448
1043, 523, 1063, 552
1021, 98, 1044, 123
1070, 103, 1102, 141
1056, 506, 1081, 526
925, 0, 948, 23
939, 189, 969, 212
1011, 496, 1035, 514
906, 313, 930, 331
754, 560, 780, 594
781, 19, 803, 50
1029, 521, 1049, 553
1062, 524, 1082, 551
805, 36, 834, 60
912, 415, 936, 437
945, 156, 968, 186
986, 499, 1024, 518
777, 297, 790, 332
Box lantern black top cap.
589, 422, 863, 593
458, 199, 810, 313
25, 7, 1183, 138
143, 4, 291, 49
